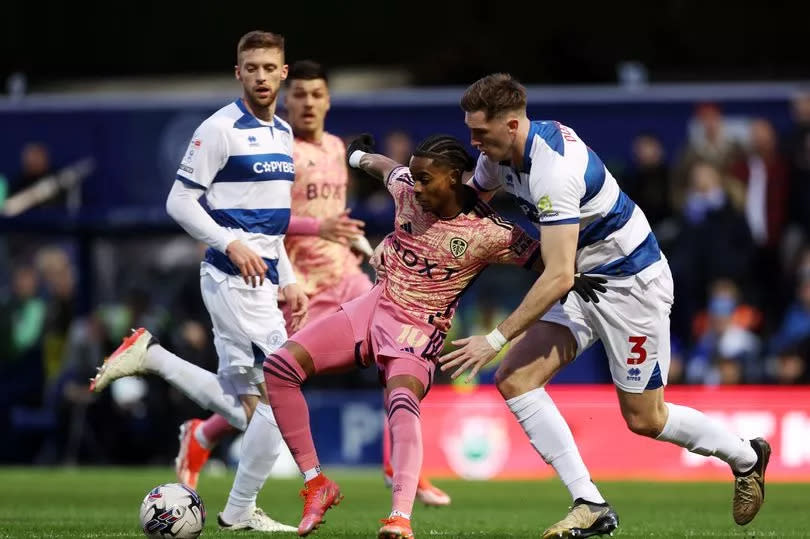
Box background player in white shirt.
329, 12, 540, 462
90, 31, 305, 533
441, 74, 770, 538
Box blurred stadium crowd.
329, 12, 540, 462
1, 91, 810, 464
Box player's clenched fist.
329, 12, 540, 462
346, 133, 376, 168
225, 239, 268, 287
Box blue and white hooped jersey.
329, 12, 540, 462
176, 98, 294, 285
472, 120, 664, 283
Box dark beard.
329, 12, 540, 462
245, 89, 276, 118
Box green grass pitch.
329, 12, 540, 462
0, 467, 806, 538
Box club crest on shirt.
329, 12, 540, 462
450, 237, 468, 258
537, 195, 559, 218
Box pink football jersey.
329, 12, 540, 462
285, 134, 362, 296
380, 166, 539, 320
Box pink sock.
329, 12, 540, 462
387, 387, 422, 516
199, 414, 238, 448
263, 348, 319, 472
382, 395, 392, 472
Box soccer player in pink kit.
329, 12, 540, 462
282, 59, 373, 328
282, 59, 452, 507
262, 134, 604, 538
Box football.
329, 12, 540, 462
139, 483, 206, 538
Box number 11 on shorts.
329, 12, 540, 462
627, 336, 647, 364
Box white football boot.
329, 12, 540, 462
89, 327, 153, 392
217, 507, 297, 533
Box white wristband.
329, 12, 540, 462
485, 328, 507, 352
348, 150, 367, 168
349, 235, 374, 257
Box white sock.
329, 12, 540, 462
303, 467, 321, 482
507, 388, 605, 504
144, 344, 247, 430
656, 402, 758, 473
222, 403, 284, 523
389, 510, 410, 520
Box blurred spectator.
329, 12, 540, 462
682, 158, 745, 228
668, 161, 754, 341
13, 143, 52, 192
0, 262, 45, 365
729, 119, 790, 250
10, 142, 67, 209
686, 280, 761, 385
35, 246, 76, 384
766, 339, 810, 384
770, 256, 810, 354
622, 133, 673, 228
673, 103, 743, 208
0, 262, 47, 463
687, 103, 743, 168
787, 91, 810, 237
729, 119, 790, 317
383, 129, 414, 166
692, 279, 763, 339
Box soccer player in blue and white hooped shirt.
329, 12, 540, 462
441, 74, 770, 537
90, 31, 304, 533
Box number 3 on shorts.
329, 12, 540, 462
627, 336, 647, 365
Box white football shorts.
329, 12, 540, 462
200, 263, 287, 395
541, 263, 674, 393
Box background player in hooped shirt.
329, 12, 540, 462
281, 59, 452, 507
260, 134, 605, 539
441, 73, 771, 538
90, 31, 304, 533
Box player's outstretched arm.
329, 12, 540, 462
439, 223, 579, 381
498, 223, 579, 338
346, 133, 400, 181
287, 210, 366, 246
